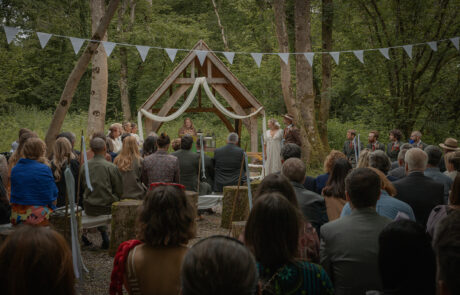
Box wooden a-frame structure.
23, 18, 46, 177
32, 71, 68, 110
139, 40, 264, 153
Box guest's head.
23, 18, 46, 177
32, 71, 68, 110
425, 145, 443, 167
282, 158, 305, 184
181, 135, 194, 151
171, 138, 181, 151
120, 132, 131, 143
114, 136, 140, 172
346, 129, 356, 140
323, 150, 347, 173
410, 130, 422, 144
389, 129, 403, 142
9, 131, 38, 169
181, 236, 258, 295
57, 132, 76, 148
0, 225, 75, 295
379, 220, 436, 295
52, 137, 76, 182
345, 168, 381, 209
368, 167, 397, 196
405, 148, 428, 173
23, 137, 48, 166
369, 150, 392, 175
18, 128, 32, 139
90, 137, 106, 155
109, 123, 122, 139
130, 123, 138, 134
227, 132, 239, 145
255, 173, 298, 207
397, 146, 412, 167
357, 149, 371, 168
322, 158, 352, 200
433, 211, 460, 295
91, 131, 107, 141
449, 175, 460, 206
447, 151, 460, 172
138, 185, 195, 246
439, 138, 460, 154
368, 130, 379, 143
122, 122, 132, 133
157, 133, 171, 150
280, 143, 301, 162
245, 193, 300, 267
142, 135, 157, 157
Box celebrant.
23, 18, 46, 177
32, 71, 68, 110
178, 117, 197, 137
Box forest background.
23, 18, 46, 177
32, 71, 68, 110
0, 0, 459, 168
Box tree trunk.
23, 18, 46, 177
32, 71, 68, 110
117, 0, 132, 122
272, 0, 296, 117
319, 0, 333, 149
211, 0, 229, 51
294, 0, 326, 165
87, 0, 109, 138
109, 199, 142, 256
44, 0, 120, 154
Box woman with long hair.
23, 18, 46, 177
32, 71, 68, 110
178, 117, 197, 137
142, 135, 157, 157
8, 131, 38, 172
322, 158, 352, 220
51, 138, 79, 207
114, 136, 146, 200
314, 150, 347, 194
264, 118, 283, 174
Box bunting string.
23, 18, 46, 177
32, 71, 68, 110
2, 25, 459, 67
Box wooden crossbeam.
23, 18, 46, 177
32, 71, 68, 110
150, 84, 190, 132
174, 78, 228, 84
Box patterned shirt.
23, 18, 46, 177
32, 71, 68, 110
142, 150, 180, 186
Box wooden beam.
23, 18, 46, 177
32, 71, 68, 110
235, 119, 242, 146
250, 108, 258, 154
174, 78, 228, 84
212, 109, 235, 133
207, 58, 212, 78
191, 59, 195, 78
150, 84, 190, 132
150, 107, 233, 114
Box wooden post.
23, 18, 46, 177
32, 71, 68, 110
250, 109, 258, 154
221, 186, 250, 229
234, 119, 242, 146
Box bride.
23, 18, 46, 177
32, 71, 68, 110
264, 118, 283, 174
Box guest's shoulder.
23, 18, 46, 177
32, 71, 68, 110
320, 215, 348, 234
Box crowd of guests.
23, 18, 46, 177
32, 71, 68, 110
0, 122, 460, 295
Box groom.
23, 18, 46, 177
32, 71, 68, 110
282, 113, 301, 147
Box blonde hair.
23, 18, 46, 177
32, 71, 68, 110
268, 118, 280, 129
368, 167, 397, 196
357, 149, 371, 168
114, 136, 140, 172
52, 138, 75, 182
323, 150, 347, 173
8, 131, 38, 171
23, 138, 49, 167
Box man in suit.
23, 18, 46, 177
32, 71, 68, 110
343, 129, 364, 167
282, 158, 328, 234
393, 148, 444, 226
213, 132, 246, 193
387, 129, 404, 162
367, 130, 385, 152
172, 135, 200, 192
424, 145, 452, 204
282, 113, 302, 147
410, 130, 428, 150
320, 168, 392, 294
388, 144, 412, 179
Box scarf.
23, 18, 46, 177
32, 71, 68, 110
110, 239, 143, 295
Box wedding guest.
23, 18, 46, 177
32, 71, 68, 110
80, 132, 112, 163
343, 129, 364, 166
8, 131, 38, 172
388, 146, 412, 180
444, 150, 460, 181
315, 150, 347, 194
357, 148, 371, 168
424, 145, 453, 204
369, 150, 398, 181
387, 129, 404, 162
172, 135, 200, 192
282, 113, 301, 147
142, 135, 157, 157
367, 130, 385, 152
410, 130, 427, 150
438, 137, 460, 172
213, 133, 246, 192
130, 122, 143, 146
171, 138, 182, 152
264, 118, 283, 174
178, 117, 197, 137
322, 158, 352, 221
107, 123, 123, 154
56, 131, 80, 159
279, 143, 315, 191
122, 122, 132, 134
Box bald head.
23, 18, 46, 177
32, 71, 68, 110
405, 148, 428, 172
282, 158, 306, 183
90, 137, 106, 154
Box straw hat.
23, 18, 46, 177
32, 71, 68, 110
283, 113, 295, 122
439, 138, 460, 151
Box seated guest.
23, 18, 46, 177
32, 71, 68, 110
172, 135, 200, 192
282, 158, 328, 234
213, 132, 246, 192
433, 211, 460, 295
51, 137, 79, 207
393, 148, 444, 226
0, 225, 75, 295
315, 150, 347, 194
181, 236, 258, 295
389, 143, 413, 171
171, 138, 182, 152
122, 121, 132, 134
322, 158, 352, 221
81, 138, 123, 248
387, 129, 404, 162
56, 131, 80, 159
107, 123, 123, 154
444, 150, 460, 181
178, 117, 197, 137
196, 139, 214, 191
141, 135, 157, 157
341, 167, 415, 221
320, 168, 392, 294
245, 193, 334, 294
142, 133, 180, 185
110, 185, 195, 295
388, 146, 412, 179
357, 148, 371, 168
279, 143, 316, 192
114, 136, 146, 200
80, 132, 112, 163
367, 130, 385, 152
424, 145, 453, 204
130, 122, 142, 146
427, 174, 460, 237
369, 150, 398, 181
0, 176, 11, 224
10, 138, 58, 226
377, 220, 436, 295
8, 131, 37, 172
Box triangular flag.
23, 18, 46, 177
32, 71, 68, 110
102, 41, 116, 57
278, 53, 289, 65
195, 50, 208, 66
427, 41, 437, 52
136, 45, 150, 62
450, 37, 459, 50
353, 50, 364, 64
303, 52, 314, 67
379, 48, 390, 60
223, 52, 235, 64
251, 53, 263, 68
69, 37, 85, 55
36, 32, 52, 48
330, 52, 340, 65
4, 26, 19, 44
165, 48, 178, 62
403, 45, 413, 59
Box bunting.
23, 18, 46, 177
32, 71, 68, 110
251, 53, 263, 68
69, 37, 85, 55
223, 51, 235, 64
36, 32, 52, 48
136, 45, 150, 62
353, 50, 364, 64
379, 48, 390, 60
195, 50, 208, 66
278, 53, 289, 65
330, 52, 340, 65
403, 45, 413, 59
304, 52, 315, 67
102, 41, 116, 57
165, 48, 178, 62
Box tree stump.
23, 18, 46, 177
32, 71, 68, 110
221, 186, 250, 229
109, 199, 142, 257
231, 221, 246, 240
49, 211, 82, 246
185, 191, 199, 212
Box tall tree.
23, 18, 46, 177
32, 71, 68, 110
211, 0, 229, 51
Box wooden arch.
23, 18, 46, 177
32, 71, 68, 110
139, 40, 264, 153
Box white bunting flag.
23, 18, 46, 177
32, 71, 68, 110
403, 45, 413, 59
4, 26, 19, 44
251, 53, 263, 68
379, 48, 390, 60
136, 45, 150, 62
450, 37, 459, 50
195, 50, 208, 66
69, 37, 85, 55
102, 41, 116, 57
165, 48, 178, 62
353, 50, 364, 64
304, 52, 315, 67
330, 52, 340, 65
223, 51, 235, 64
36, 32, 52, 48
427, 41, 437, 52
278, 53, 289, 65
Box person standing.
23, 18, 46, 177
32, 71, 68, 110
172, 135, 200, 192
424, 145, 453, 204
387, 129, 404, 162
264, 118, 283, 174
107, 123, 123, 155
367, 130, 385, 152
439, 137, 460, 172
282, 113, 301, 147
178, 117, 197, 137
343, 129, 363, 166
410, 130, 427, 150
